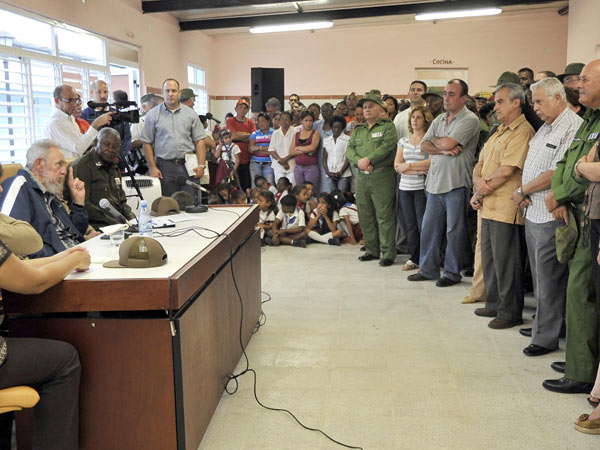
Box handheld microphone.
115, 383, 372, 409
175, 175, 210, 193
99, 198, 128, 224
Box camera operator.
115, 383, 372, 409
81, 82, 132, 160
44, 85, 113, 159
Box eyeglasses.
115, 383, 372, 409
60, 96, 82, 105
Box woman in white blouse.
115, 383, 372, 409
394, 106, 433, 271
323, 115, 352, 193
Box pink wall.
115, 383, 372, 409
210, 11, 568, 97
3, 0, 213, 92
567, 0, 600, 64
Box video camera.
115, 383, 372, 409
87, 101, 140, 124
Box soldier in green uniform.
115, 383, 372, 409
542, 59, 600, 393
346, 90, 398, 266
66, 127, 135, 229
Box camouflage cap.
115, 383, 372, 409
179, 88, 197, 101
422, 86, 444, 100
491, 71, 520, 87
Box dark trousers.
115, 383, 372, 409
156, 158, 195, 197
590, 219, 600, 350
0, 338, 80, 450
398, 189, 427, 264
482, 219, 524, 321
238, 162, 251, 192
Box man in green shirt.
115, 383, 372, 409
542, 59, 600, 394
346, 90, 398, 266
67, 127, 135, 229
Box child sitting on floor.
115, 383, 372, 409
275, 176, 292, 208
338, 191, 362, 245
269, 194, 307, 248
209, 182, 234, 204
255, 175, 278, 195
306, 192, 343, 246
249, 187, 262, 204
256, 190, 278, 243
302, 181, 318, 217
291, 184, 310, 216
231, 189, 248, 204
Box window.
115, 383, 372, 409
187, 64, 208, 115
0, 5, 140, 165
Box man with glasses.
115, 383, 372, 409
44, 85, 113, 159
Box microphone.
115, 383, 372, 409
175, 175, 210, 193
175, 175, 208, 213
99, 198, 128, 224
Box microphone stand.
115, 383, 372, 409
185, 186, 208, 213
119, 149, 144, 202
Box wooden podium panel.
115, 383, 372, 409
4, 206, 261, 449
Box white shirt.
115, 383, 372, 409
43, 108, 98, 159
218, 144, 241, 162
268, 126, 297, 172
130, 116, 146, 142
323, 134, 352, 177
393, 108, 410, 141
276, 207, 305, 229
522, 107, 583, 224
339, 203, 359, 225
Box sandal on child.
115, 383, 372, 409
402, 260, 419, 271
574, 414, 600, 434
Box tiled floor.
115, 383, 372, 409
198, 244, 599, 450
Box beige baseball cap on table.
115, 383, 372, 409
151, 197, 180, 217
103, 237, 168, 268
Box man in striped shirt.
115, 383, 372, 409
510, 77, 583, 356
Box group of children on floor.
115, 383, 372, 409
209, 175, 363, 248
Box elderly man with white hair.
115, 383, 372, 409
510, 77, 583, 356
0, 140, 88, 258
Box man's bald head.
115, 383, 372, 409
578, 59, 600, 109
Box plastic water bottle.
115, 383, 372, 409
138, 200, 153, 238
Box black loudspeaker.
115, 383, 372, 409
251, 67, 284, 113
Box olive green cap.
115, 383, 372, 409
557, 63, 585, 82
151, 196, 180, 217
491, 71, 520, 87
103, 237, 168, 268
422, 86, 444, 100
179, 88, 197, 101
555, 209, 578, 264
362, 89, 384, 108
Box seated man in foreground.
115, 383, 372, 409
66, 128, 135, 229
0, 140, 88, 258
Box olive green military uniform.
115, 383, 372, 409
66, 151, 134, 230
551, 106, 600, 383
347, 117, 398, 261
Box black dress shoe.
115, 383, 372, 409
358, 253, 377, 262
519, 328, 532, 337
551, 361, 565, 373
379, 258, 394, 267
542, 377, 594, 394
474, 308, 497, 318
407, 272, 430, 282
435, 277, 460, 287
523, 344, 556, 356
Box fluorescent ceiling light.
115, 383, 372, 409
249, 21, 333, 34
415, 8, 502, 21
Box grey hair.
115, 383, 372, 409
26, 139, 63, 169
97, 127, 121, 142
265, 97, 281, 110
494, 83, 525, 106
530, 77, 566, 102
150, 95, 164, 107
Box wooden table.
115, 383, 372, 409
3, 205, 261, 450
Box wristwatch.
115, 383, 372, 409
517, 186, 524, 196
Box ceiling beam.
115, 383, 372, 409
178, 0, 561, 31
142, 0, 300, 14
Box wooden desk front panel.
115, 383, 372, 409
9, 317, 177, 450
178, 231, 262, 449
